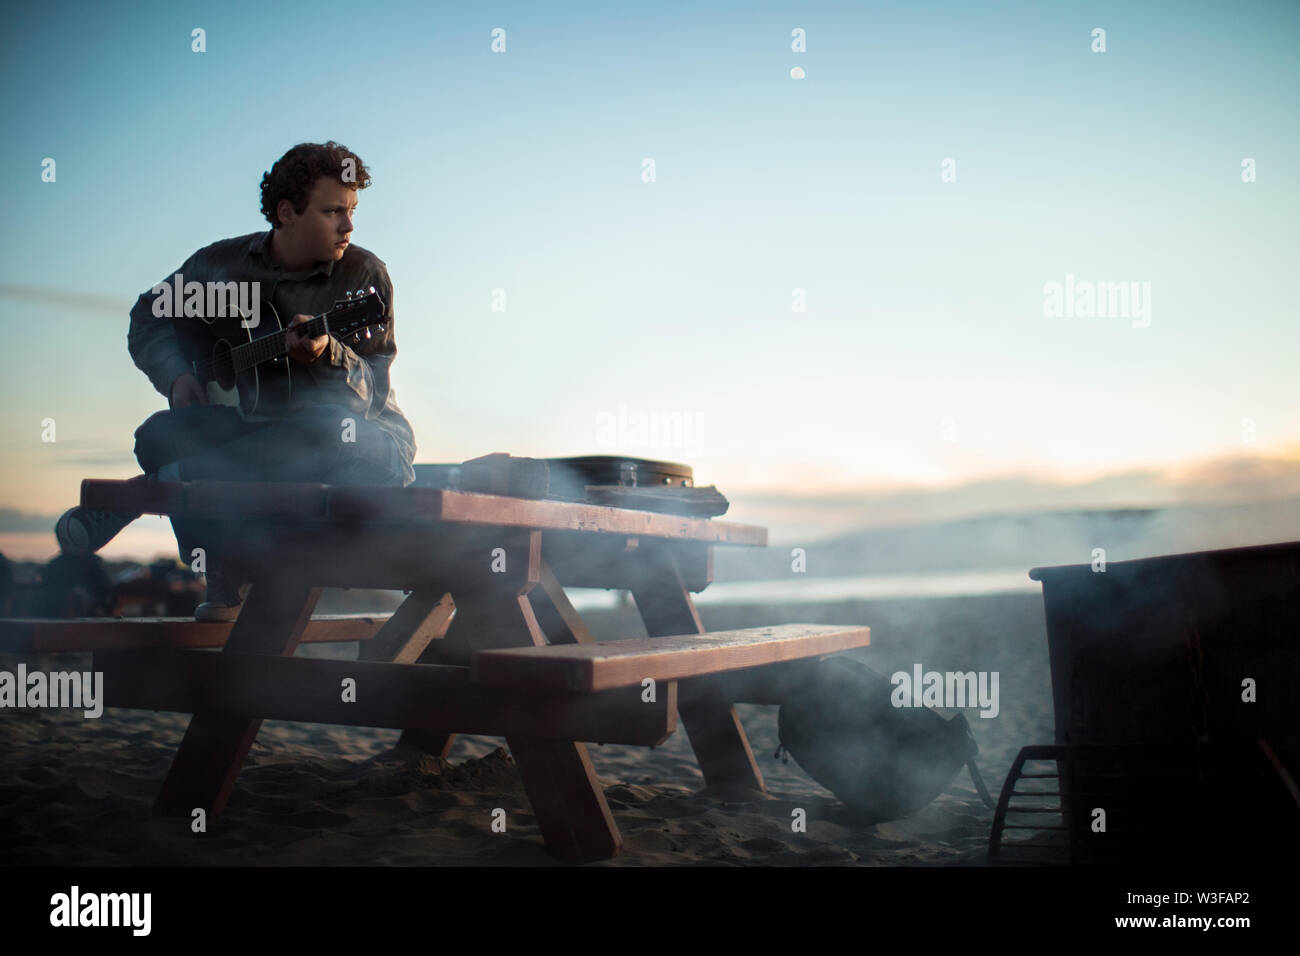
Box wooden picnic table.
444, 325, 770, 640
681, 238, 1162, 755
51, 478, 871, 861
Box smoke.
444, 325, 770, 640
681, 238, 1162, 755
731, 447, 1300, 544
715, 497, 1300, 583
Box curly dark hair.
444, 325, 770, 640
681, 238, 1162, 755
259, 142, 372, 227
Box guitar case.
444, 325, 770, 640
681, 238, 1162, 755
412, 455, 730, 517
776, 655, 994, 823
546, 456, 729, 517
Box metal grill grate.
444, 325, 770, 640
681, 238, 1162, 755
988, 745, 1072, 865
990, 741, 1299, 865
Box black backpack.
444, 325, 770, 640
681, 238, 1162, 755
776, 655, 995, 823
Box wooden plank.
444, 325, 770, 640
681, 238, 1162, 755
431, 490, 766, 545
232, 523, 538, 592
81, 478, 330, 519
329, 485, 765, 543
153, 576, 320, 817
0, 614, 389, 654
471, 624, 872, 692
629, 540, 765, 791
70, 499, 697, 596
356, 591, 454, 664
527, 560, 595, 645
92, 651, 675, 746
79, 476, 188, 515
187, 480, 330, 518
80, 479, 768, 545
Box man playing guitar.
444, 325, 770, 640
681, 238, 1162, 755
55, 142, 417, 620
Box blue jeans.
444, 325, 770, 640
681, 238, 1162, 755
134, 404, 413, 567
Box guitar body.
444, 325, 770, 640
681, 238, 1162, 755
201, 301, 291, 416
174, 300, 291, 416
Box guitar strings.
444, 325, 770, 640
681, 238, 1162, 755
185, 293, 380, 380
188, 310, 367, 378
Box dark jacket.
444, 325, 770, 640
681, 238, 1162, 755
127, 231, 416, 482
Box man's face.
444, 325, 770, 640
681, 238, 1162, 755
279, 177, 357, 264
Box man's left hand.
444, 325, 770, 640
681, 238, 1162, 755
286, 314, 329, 364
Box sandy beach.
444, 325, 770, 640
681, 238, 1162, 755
1, 592, 1054, 866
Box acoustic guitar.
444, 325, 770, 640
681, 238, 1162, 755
174, 287, 387, 416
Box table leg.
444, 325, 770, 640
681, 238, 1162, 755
154, 575, 320, 817
629, 541, 765, 792
508, 736, 621, 862
528, 559, 595, 645
512, 561, 619, 858
364, 589, 459, 758
450, 567, 622, 860
358, 589, 455, 664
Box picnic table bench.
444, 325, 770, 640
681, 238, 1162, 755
2, 477, 870, 861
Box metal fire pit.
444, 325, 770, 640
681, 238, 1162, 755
990, 541, 1300, 864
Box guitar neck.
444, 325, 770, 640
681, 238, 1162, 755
230, 313, 330, 374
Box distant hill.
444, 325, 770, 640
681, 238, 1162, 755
713, 497, 1300, 582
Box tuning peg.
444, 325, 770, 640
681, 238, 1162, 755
376, 323, 386, 332
364, 329, 372, 339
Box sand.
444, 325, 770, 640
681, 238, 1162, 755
0, 593, 1055, 866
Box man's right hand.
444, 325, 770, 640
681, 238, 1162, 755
170, 372, 208, 409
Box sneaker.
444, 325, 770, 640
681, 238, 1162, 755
194, 570, 250, 622
55, 506, 141, 556
53, 471, 165, 556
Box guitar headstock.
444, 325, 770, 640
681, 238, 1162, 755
326, 287, 388, 343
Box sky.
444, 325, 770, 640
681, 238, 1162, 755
1, 0, 1297, 558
